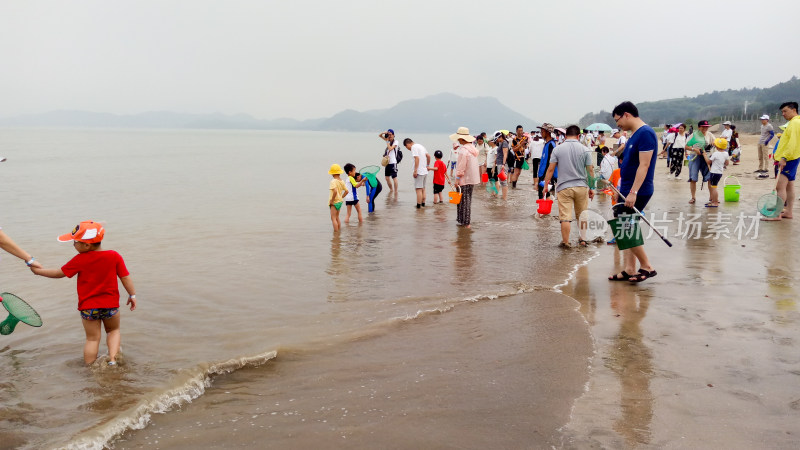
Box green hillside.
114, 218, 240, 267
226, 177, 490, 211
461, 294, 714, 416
579, 76, 800, 127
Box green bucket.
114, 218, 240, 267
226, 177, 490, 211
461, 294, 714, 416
607, 214, 644, 250
587, 174, 597, 189
723, 176, 741, 202
522, 159, 530, 170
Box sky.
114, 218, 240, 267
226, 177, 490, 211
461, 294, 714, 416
1, 0, 799, 124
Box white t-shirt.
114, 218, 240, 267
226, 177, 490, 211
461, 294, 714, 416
673, 133, 686, 148
617, 135, 628, 148
530, 140, 544, 159
720, 129, 732, 141
411, 143, 429, 175
387, 139, 400, 164
600, 154, 617, 179
486, 146, 497, 168
709, 150, 729, 174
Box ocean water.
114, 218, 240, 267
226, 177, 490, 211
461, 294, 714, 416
0, 128, 594, 449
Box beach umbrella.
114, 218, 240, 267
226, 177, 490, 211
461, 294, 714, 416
586, 123, 613, 132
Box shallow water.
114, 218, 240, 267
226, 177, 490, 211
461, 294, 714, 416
0, 128, 595, 449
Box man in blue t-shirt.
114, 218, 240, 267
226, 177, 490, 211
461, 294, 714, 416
536, 123, 558, 199
608, 101, 658, 284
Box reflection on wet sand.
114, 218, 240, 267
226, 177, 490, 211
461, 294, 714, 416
454, 228, 474, 285
607, 282, 654, 447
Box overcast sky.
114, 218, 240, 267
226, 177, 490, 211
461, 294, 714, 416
1, 0, 798, 124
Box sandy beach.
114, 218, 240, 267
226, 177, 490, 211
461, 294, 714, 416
560, 134, 800, 448
3, 129, 797, 449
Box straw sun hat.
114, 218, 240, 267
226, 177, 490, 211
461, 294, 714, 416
449, 127, 476, 143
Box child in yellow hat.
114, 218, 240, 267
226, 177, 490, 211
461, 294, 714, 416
31, 221, 136, 366
328, 164, 349, 231
703, 138, 730, 207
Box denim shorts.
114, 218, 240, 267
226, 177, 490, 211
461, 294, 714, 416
80, 308, 119, 321
688, 155, 710, 182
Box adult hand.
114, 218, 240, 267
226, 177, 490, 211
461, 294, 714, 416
625, 192, 637, 208
413, 172, 418, 178
28, 260, 43, 270
589, 189, 595, 200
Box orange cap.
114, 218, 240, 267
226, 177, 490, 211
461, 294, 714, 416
58, 221, 105, 243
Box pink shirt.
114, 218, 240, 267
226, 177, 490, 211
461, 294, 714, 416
455, 143, 480, 186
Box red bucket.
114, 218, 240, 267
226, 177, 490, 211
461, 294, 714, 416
498, 170, 507, 181
536, 198, 553, 215
481, 172, 488, 182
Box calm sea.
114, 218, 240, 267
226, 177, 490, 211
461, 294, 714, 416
0, 128, 594, 449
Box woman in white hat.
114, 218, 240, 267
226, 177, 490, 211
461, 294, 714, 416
450, 127, 480, 228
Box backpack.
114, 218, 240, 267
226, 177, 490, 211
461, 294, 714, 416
395, 147, 403, 164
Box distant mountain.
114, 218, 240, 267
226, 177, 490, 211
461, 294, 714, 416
0, 93, 537, 133
579, 76, 800, 127
0, 110, 324, 130
316, 93, 538, 132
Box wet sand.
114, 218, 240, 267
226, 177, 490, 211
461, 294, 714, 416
561, 140, 800, 448
114, 291, 593, 449
49, 132, 800, 449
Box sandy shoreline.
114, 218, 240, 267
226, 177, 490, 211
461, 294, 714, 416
81, 133, 799, 449
560, 137, 800, 448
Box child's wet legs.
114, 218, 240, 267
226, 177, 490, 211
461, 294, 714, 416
103, 314, 121, 363
81, 318, 102, 365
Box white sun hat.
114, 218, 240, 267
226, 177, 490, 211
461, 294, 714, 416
449, 126, 476, 143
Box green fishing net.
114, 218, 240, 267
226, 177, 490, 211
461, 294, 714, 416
757, 191, 783, 218
360, 165, 381, 186
0, 292, 42, 335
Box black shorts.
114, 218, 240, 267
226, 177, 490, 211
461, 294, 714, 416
433, 183, 444, 194
513, 158, 525, 169
615, 192, 652, 214
530, 158, 541, 175
486, 167, 495, 180
708, 173, 723, 187
384, 164, 397, 178
346, 200, 359, 206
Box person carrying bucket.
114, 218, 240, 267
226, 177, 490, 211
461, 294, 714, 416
542, 125, 596, 248
450, 127, 480, 228
536, 124, 558, 200
607, 101, 659, 283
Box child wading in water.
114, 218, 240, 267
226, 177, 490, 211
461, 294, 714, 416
31, 221, 136, 366
429, 150, 447, 204
328, 164, 348, 231
343, 163, 365, 223
704, 138, 730, 207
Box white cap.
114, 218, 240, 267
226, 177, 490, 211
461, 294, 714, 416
722, 121, 731, 125
611, 128, 620, 134
760, 114, 770, 120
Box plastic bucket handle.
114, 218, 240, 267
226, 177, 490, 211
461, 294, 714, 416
724, 175, 740, 187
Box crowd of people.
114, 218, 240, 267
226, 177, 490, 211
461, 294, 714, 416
328, 100, 800, 282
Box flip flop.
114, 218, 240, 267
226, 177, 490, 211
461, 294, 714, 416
629, 268, 657, 283
705, 204, 719, 208
608, 271, 632, 281
558, 242, 572, 249
688, 198, 696, 204
578, 239, 589, 247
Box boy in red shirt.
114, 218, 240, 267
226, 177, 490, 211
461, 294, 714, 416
31, 221, 136, 366
429, 150, 447, 204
